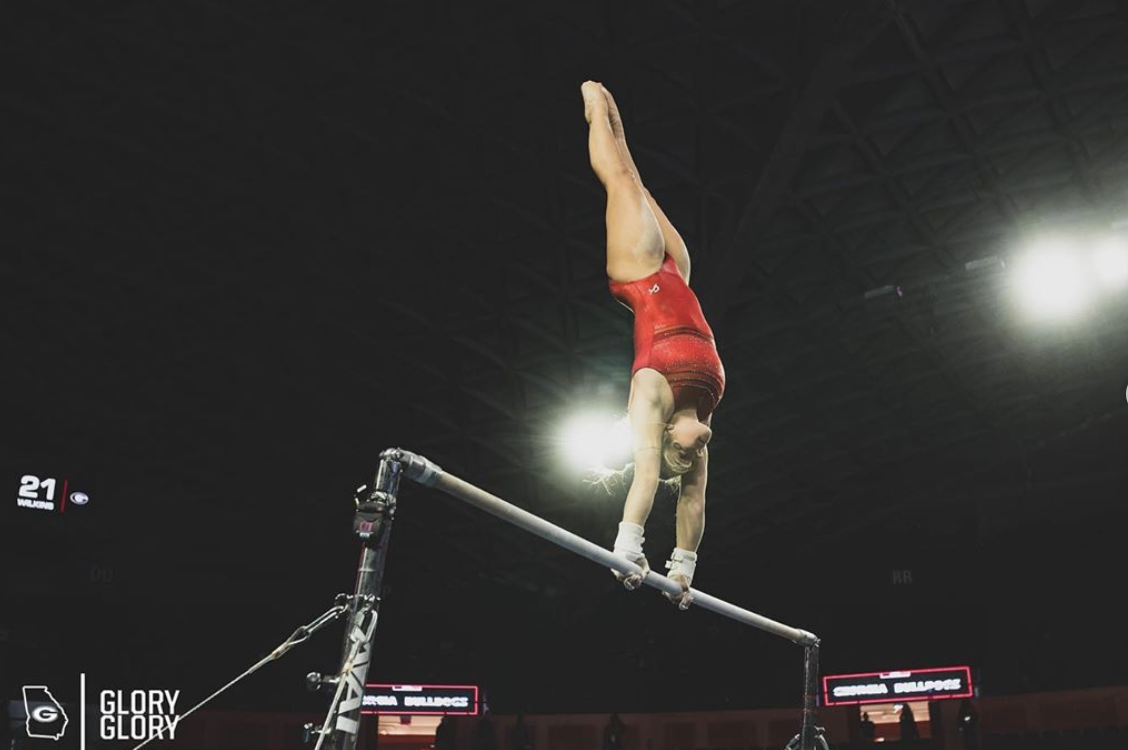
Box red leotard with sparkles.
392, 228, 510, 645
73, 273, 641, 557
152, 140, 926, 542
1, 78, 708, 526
608, 255, 725, 420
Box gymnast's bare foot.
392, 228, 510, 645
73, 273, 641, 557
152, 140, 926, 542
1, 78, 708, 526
581, 80, 606, 124
600, 84, 627, 141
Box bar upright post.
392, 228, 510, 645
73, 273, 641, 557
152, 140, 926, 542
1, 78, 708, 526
320, 451, 403, 750
799, 641, 820, 750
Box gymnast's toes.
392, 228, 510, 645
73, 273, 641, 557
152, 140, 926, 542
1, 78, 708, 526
582, 80, 605, 122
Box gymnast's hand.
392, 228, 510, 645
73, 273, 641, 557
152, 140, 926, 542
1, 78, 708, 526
663, 573, 693, 611
611, 554, 650, 591
662, 548, 698, 611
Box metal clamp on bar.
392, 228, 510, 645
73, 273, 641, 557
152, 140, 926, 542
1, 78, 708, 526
379, 447, 443, 487
352, 484, 395, 541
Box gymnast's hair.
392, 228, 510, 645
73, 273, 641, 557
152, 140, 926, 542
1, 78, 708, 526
659, 430, 695, 478
588, 464, 682, 502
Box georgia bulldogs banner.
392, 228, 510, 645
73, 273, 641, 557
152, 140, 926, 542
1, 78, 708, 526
823, 666, 973, 706
361, 684, 479, 715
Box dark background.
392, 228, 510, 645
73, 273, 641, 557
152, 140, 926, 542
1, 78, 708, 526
2, 0, 1127, 719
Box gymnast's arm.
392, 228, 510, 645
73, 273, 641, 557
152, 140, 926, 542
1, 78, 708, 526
664, 445, 706, 607
681, 414, 711, 510
624, 391, 663, 519
612, 373, 668, 588
681, 445, 708, 504
678, 445, 707, 548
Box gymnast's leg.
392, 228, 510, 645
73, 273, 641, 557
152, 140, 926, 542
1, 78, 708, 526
581, 81, 665, 283
597, 85, 694, 285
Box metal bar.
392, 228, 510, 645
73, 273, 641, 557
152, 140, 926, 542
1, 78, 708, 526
387, 448, 818, 646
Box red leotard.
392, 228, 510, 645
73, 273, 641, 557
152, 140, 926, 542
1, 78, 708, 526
608, 255, 725, 420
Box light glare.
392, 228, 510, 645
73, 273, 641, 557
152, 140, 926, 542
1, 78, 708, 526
1013, 249, 1088, 320
559, 413, 632, 471
1093, 238, 1128, 288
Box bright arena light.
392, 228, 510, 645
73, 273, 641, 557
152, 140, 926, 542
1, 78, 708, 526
1093, 237, 1128, 288
559, 412, 632, 472
1012, 245, 1090, 320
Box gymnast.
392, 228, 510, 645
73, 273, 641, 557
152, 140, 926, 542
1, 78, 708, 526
581, 81, 725, 610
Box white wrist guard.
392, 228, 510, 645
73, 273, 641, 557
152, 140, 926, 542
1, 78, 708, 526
665, 548, 698, 585
613, 521, 646, 561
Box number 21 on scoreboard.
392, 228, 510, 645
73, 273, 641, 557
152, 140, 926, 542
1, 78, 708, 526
20, 474, 59, 500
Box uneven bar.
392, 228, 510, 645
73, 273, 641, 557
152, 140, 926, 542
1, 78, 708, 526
388, 448, 818, 646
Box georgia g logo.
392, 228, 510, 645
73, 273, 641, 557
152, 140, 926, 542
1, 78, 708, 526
32, 705, 59, 722
22, 685, 68, 740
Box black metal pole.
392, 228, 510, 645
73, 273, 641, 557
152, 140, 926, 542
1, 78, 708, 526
799, 641, 820, 750
321, 450, 403, 750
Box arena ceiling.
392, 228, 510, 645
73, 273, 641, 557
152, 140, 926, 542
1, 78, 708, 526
5, 0, 1128, 714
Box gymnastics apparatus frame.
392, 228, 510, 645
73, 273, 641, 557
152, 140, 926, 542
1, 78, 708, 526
309, 448, 825, 750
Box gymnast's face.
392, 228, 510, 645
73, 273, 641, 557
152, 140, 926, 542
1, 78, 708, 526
665, 416, 711, 468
